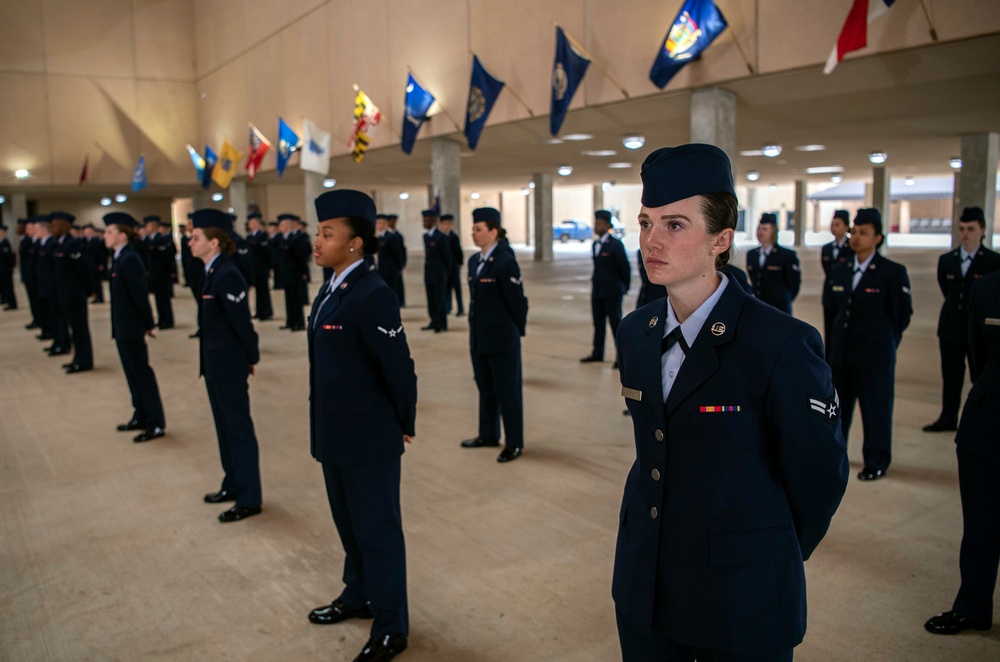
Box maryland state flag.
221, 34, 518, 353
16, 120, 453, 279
401, 74, 435, 155
245, 124, 271, 182
649, 0, 728, 89
464, 55, 505, 151
211, 139, 243, 189
276, 118, 299, 177
349, 89, 382, 163
550, 27, 590, 136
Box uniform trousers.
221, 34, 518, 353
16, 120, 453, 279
284, 281, 305, 328
424, 280, 447, 330
616, 608, 793, 662
25, 280, 39, 324
322, 459, 408, 638
938, 338, 971, 425
51, 300, 70, 349
0, 268, 15, 307
254, 271, 273, 319
115, 337, 165, 429
590, 295, 623, 360
821, 303, 835, 362
953, 446, 1000, 625
832, 361, 895, 471
62, 296, 93, 368
205, 378, 262, 508
446, 267, 464, 315
393, 274, 406, 307
470, 348, 523, 449
151, 281, 174, 328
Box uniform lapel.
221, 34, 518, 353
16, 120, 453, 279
639, 298, 668, 430
313, 265, 367, 330
855, 252, 882, 291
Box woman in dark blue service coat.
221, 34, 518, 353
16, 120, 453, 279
746, 213, 801, 314
188, 209, 263, 523
459, 208, 529, 462
103, 212, 166, 443
305, 190, 416, 662
614, 144, 849, 661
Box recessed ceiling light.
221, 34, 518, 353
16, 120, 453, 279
949, 157, 962, 169
762, 144, 782, 158
557, 165, 573, 176
520, 188, 530, 196
399, 192, 410, 200
795, 144, 826, 152
746, 171, 761, 182
740, 150, 764, 157
528, 181, 536, 189
115, 194, 127, 203
544, 138, 564, 145
561, 133, 593, 141
211, 192, 224, 202
805, 166, 844, 174
868, 151, 888, 164
582, 150, 617, 157
14, 169, 29, 179
601, 181, 613, 191
831, 175, 843, 184
608, 162, 633, 169
768, 183, 777, 190
905, 177, 915, 186
0, 195, 5, 204
470, 191, 481, 200
100, 197, 112, 206
322, 178, 336, 188
622, 136, 645, 150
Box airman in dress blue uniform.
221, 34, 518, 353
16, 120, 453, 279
49, 211, 95, 373
104, 212, 166, 443
83, 223, 108, 303
33, 216, 63, 351
189, 209, 263, 523
246, 212, 273, 321
746, 213, 801, 315
925, 270, 1000, 636
278, 214, 309, 331
0, 224, 16, 310
440, 214, 465, 316
421, 209, 452, 332
827, 208, 912, 481
614, 144, 848, 661
143, 216, 175, 329
305, 190, 416, 662
923, 206, 1000, 433
820, 210, 854, 359
459, 208, 529, 463
387, 214, 407, 306
581, 209, 630, 367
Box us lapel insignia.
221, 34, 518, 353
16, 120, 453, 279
648, 316, 658, 329
711, 322, 726, 336
340, 283, 348, 289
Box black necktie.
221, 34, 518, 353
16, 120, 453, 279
661, 326, 688, 356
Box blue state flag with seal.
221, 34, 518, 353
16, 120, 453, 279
550, 26, 590, 136
131, 155, 147, 192
464, 55, 505, 151
202, 144, 217, 189
649, 0, 728, 89
401, 73, 435, 155
277, 117, 300, 177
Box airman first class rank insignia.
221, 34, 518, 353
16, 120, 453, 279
226, 291, 247, 303
809, 392, 840, 421
378, 325, 404, 338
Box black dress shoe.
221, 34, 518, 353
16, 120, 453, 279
65, 364, 92, 374
158, 324, 173, 330
420, 324, 436, 331
218, 505, 262, 522
133, 427, 165, 443
857, 467, 886, 481
308, 598, 374, 624
117, 419, 142, 432
3, 305, 16, 311
61, 361, 74, 369
204, 490, 236, 504
49, 347, 70, 356
37, 333, 53, 341
580, 355, 602, 363
290, 325, 305, 332
924, 610, 991, 635
353, 634, 408, 662
258, 315, 273, 321
497, 447, 523, 463
25, 322, 40, 329
188, 330, 200, 338
612, 360, 619, 370
279, 324, 291, 329
922, 419, 958, 432
456, 311, 464, 317
434, 327, 446, 333
461, 437, 500, 448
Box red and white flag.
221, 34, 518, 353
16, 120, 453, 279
245, 124, 271, 181
824, 0, 897, 74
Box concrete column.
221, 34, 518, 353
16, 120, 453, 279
958, 132, 999, 249
229, 180, 248, 230
532, 173, 554, 262
872, 166, 890, 252
592, 184, 603, 213
811, 201, 821, 233
744, 187, 758, 242
690, 87, 736, 160
524, 191, 533, 246
2, 193, 28, 251
303, 171, 324, 228
951, 172, 962, 249
898, 200, 911, 234
793, 180, 807, 247
431, 139, 461, 235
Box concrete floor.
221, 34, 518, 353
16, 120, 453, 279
1, 245, 999, 661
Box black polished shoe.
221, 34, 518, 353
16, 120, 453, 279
456, 311, 464, 317
65, 364, 92, 374
420, 324, 436, 331
612, 360, 619, 370
434, 327, 446, 333
258, 315, 273, 321
47, 348, 70, 356
158, 324, 173, 330
61, 361, 74, 369
353, 634, 408, 662
497, 447, 523, 463
579, 355, 602, 363
290, 325, 305, 332
133, 427, 165, 443
25, 322, 40, 329
204, 490, 235, 504
188, 330, 200, 338
278, 324, 291, 329
218, 505, 262, 522
37, 333, 53, 341
857, 467, 886, 481
461, 437, 500, 448
922, 419, 958, 433
924, 610, 991, 635
116, 419, 142, 432
308, 598, 374, 624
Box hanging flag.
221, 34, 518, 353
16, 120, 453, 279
349, 89, 382, 163
276, 118, 300, 177
300, 119, 331, 175
78, 154, 89, 185
401, 73, 435, 155
211, 139, 243, 189
245, 124, 271, 182
185, 144, 205, 183
464, 55, 505, 151
825, 0, 897, 74
649, 0, 729, 89
131, 155, 147, 192
550, 27, 590, 136
202, 145, 217, 189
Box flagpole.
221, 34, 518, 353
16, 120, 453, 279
918, 0, 939, 41
727, 30, 755, 75
408, 67, 463, 132
554, 22, 630, 99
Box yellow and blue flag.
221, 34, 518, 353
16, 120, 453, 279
211, 139, 243, 189
401, 74, 435, 155
464, 55, 505, 151
550, 27, 590, 136
276, 118, 300, 177
649, 0, 728, 89
131, 155, 147, 192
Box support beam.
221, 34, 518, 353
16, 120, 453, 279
958, 132, 999, 249
532, 174, 553, 262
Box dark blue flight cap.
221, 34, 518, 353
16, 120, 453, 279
158, 220, 171, 228
247, 212, 262, 220
143, 215, 160, 224
833, 209, 850, 222
191, 208, 234, 233
277, 213, 299, 222
472, 207, 502, 225
16, 218, 27, 225
854, 208, 883, 234
640, 143, 735, 207
103, 212, 139, 228
421, 209, 438, 218
594, 209, 612, 222
440, 214, 455, 221
315, 189, 376, 228
50, 211, 76, 223
267, 220, 278, 227
0, 224, 7, 231
960, 206, 985, 223
759, 213, 778, 225
388, 214, 399, 220
376, 213, 390, 220
29, 214, 51, 224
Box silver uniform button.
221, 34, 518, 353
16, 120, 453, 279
650, 507, 658, 519
654, 429, 664, 442
651, 468, 661, 481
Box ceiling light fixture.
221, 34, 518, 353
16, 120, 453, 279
607, 162, 633, 169
794, 144, 826, 152
622, 135, 645, 150
805, 166, 844, 175
0, 195, 5, 204
905, 177, 915, 186
399, 192, 410, 200
521, 188, 530, 196
100, 197, 112, 206
831, 175, 843, 184
115, 194, 127, 203
557, 165, 573, 176
528, 181, 536, 189
544, 138, 564, 145
322, 178, 336, 188
561, 133, 594, 141
746, 170, 761, 182
949, 157, 962, 169
211, 192, 224, 202
14, 169, 29, 179
868, 151, 888, 164
470, 191, 481, 200
762, 144, 782, 158
739, 149, 764, 157
582, 149, 617, 157
768, 183, 777, 190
